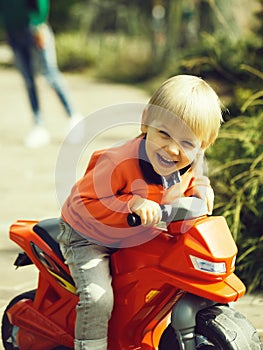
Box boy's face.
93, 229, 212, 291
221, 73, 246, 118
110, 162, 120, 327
142, 119, 201, 177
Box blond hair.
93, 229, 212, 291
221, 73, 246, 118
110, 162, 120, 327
144, 75, 223, 148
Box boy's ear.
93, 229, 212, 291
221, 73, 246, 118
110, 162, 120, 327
141, 109, 148, 133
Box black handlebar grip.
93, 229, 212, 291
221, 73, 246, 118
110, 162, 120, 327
127, 213, 142, 227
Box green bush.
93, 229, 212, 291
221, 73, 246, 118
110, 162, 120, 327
55, 32, 96, 71
92, 34, 153, 83
207, 105, 263, 292
55, 31, 154, 82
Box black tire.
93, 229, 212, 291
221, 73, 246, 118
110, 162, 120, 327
159, 305, 262, 349
1, 290, 36, 350
158, 324, 180, 349
158, 324, 216, 349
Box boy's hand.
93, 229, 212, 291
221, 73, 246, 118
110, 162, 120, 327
33, 30, 45, 49
185, 176, 214, 214
31, 24, 47, 49
129, 197, 162, 226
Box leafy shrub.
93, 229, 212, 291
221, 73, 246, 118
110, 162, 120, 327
92, 34, 153, 83
55, 31, 154, 82
207, 103, 263, 292
164, 32, 252, 82
55, 32, 96, 71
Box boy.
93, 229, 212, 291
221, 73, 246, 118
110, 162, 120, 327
57, 75, 223, 350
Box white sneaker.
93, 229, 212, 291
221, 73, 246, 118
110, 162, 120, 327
66, 114, 85, 144
25, 125, 50, 148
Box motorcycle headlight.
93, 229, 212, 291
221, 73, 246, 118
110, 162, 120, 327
190, 255, 226, 274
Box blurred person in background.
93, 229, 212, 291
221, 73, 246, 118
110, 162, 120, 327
0, 0, 83, 148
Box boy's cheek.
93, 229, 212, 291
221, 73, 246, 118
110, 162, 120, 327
182, 148, 199, 164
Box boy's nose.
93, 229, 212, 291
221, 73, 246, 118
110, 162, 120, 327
165, 142, 180, 156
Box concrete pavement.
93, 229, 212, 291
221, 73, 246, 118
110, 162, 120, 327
0, 66, 262, 348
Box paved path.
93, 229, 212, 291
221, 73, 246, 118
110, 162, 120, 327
0, 67, 262, 348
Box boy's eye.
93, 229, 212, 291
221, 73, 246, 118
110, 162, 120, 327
159, 130, 171, 138
181, 140, 195, 148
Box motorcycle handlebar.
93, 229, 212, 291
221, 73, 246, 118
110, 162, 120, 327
127, 205, 170, 227
127, 197, 208, 227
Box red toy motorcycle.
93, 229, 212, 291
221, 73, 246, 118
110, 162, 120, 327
2, 197, 262, 349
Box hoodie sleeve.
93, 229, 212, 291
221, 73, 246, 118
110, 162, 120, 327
62, 150, 139, 230
29, 0, 49, 26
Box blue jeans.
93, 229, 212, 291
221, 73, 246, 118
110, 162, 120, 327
57, 219, 116, 350
7, 24, 74, 124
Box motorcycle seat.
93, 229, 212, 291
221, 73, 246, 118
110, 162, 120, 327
33, 218, 65, 261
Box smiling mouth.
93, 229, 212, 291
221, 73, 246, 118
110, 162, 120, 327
157, 153, 177, 168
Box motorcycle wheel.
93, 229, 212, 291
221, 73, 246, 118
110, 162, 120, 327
159, 305, 262, 349
1, 290, 36, 350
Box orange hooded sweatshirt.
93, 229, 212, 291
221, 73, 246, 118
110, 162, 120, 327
62, 136, 207, 247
